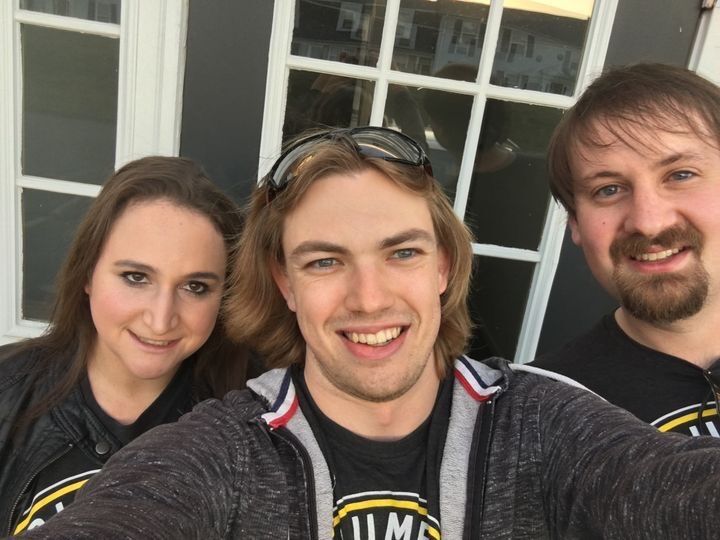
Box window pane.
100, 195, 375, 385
20, 0, 121, 24
22, 24, 118, 184
394, 0, 487, 79
22, 189, 93, 322
465, 100, 562, 250
468, 256, 534, 360
491, 1, 595, 96
385, 83, 474, 201
283, 70, 374, 142
292, 0, 385, 67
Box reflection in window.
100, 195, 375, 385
468, 256, 534, 360
491, 1, 594, 96
22, 190, 93, 321
394, 0, 488, 80
283, 70, 374, 142
20, 0, 121, 24
22, 24, 118, 184
292, 0, 385, 66
465, 99, 562, 250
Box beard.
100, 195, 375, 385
610, 225, 708, 324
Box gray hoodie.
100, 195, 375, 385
18, 356, 720, 539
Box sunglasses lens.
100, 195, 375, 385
267, 127, 430, 200
352, 129, 423, 163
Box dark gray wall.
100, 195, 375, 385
536, 0, 703, 356
180, 0, 274, 203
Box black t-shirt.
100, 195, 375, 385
12, 363, 194, 534
293, 367, 452, 539
532, 314, 720, 437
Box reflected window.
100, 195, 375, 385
491, 1, 595, 95
20, 0, 121, 24
22, 190, 93, 321
283, 70, 374, 142
468, 256, 534, 360
292, 0, 385, 66
465, 100, 563, 250
22, 24, 118, 184
393, 0, 487, 80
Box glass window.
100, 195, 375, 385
491, 1, 595, 95
283, 70, 375, 142
394, 0, 488, 80
468, 256, 534, 360
465, 100, 563, 250
21, 24, 118, 184
21, 190, 93, 321
20, 0, 121, 24
292, 0, 385, 66
385, 83, 474, 200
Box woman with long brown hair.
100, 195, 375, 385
0, 156, 253, 534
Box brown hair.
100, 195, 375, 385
548, 63, 720, 217
15, 156, 249, 423
225, 132, 474, 376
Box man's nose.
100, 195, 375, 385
623, 186, 679, 238
345, 263, 394, 314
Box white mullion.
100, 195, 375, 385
17, 176, 102, 198
472, 244, 541, 263
485, 85, 574, 108
0, 0, 17, 342
370, 0, 401, 126
258, 0, 296, 180
453, 0, 505, 219
115, 0, 188, 166
514, 0, 619, 363
573, 0, 619, 95
287, 56, 380, 82
513, 201, 567, 363
689, 5, 720, 85
15, 9, 120, 38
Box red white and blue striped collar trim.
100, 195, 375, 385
260, 370, 299, 429
454, 356, 502, 402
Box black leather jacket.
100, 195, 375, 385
0, 344, 197, 535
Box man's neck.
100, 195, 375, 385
304, 362, 441, 441
615, 307, 720, 369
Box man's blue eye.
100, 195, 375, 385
595, 185, 619, 198
314, 258, 335, 268
671, 171, 694, 181
394, 248, 416, 259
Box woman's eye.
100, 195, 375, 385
183, 281, 209, 295
122, 272, 147, 284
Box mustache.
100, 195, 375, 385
610, 225, 703, 262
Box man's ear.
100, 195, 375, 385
437, 248, 450, 295
270, 260, 297, 312
568, 215, 582, 246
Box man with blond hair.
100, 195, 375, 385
22, 126, 720, 539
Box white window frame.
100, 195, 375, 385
689, 3, 720, 86
0, 0, 189, 345
259, 0, 618, 363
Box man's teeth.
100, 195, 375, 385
347, 327, 401, 346
635, 248, 680, 262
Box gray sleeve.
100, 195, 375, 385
535, 379, 720, 539
18, 396, 252, 540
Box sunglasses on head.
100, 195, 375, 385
264, 126, 433, 202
